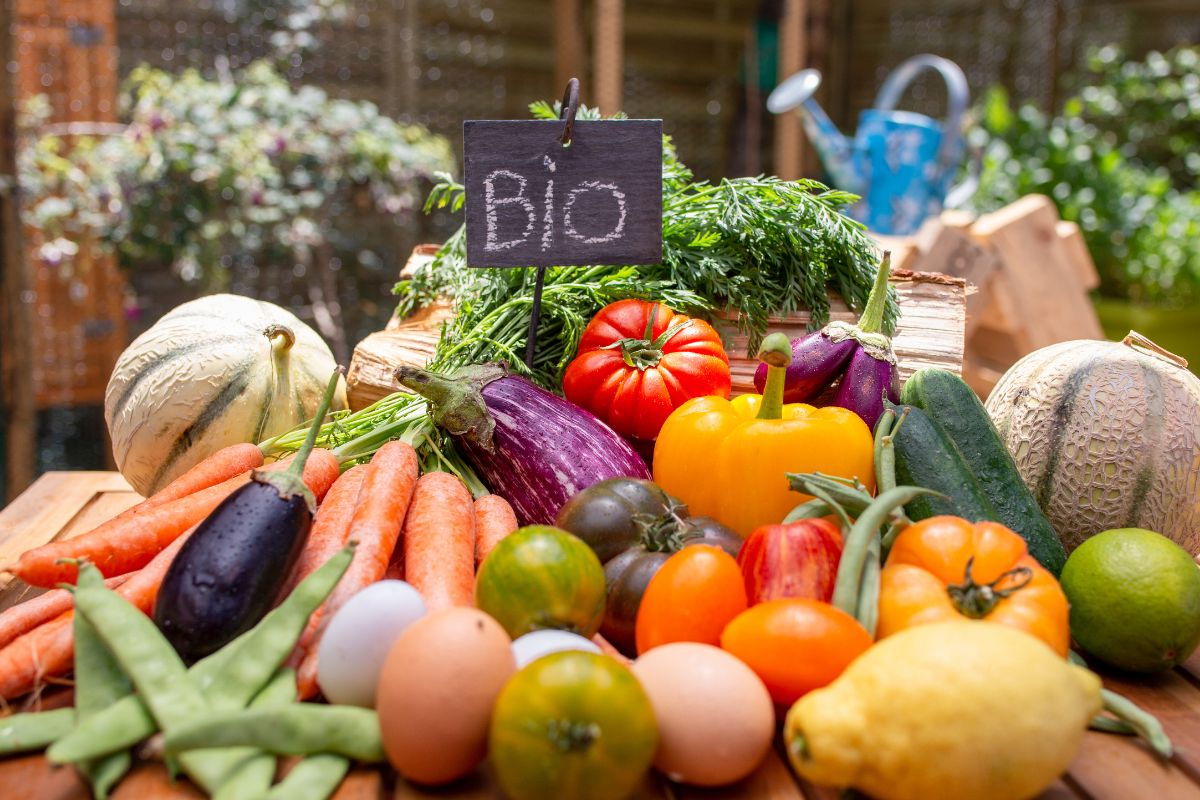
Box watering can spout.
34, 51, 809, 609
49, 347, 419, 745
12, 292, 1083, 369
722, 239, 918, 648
766, 69, 862, 193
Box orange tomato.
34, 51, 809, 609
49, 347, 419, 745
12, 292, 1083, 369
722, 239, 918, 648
635, 545, 747, 655
879, 516, 1070, 656
720, 599, 871, 706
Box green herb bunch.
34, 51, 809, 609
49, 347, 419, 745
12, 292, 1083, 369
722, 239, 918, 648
396, 100, 894, 391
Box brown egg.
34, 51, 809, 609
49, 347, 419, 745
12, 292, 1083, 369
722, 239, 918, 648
376, 607, 516, 785
631, 642, 774, 786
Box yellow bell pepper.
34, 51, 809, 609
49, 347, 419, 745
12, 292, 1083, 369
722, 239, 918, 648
653, 333, 875, 537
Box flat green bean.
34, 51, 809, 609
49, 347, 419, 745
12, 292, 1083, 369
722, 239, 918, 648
165, 705, 385, 763
0, 707, 75, 754
264, 754, 350, 800
48, 629, 251, 764
213, 669, 298, 800
72, 564, 227, 792
208, 546, 353, 713
73, 566, 133, 800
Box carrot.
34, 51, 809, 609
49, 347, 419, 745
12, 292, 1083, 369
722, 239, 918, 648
282, 465, 366, 597
401, 472, 476, 612
592, 633, 632, 667
11, 449, 340, 588
140, 443, 265, 509
0, 525, 198, 700
292, 442, 418, 697
0, 575, 129, 651
383, 553, 404, 582
473, 494, 519, 567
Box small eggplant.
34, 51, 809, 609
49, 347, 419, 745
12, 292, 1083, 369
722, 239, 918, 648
832, 341, 900, 432
754, 252, 898, 430
752, 329, 858, 403
154, 369, 342, 662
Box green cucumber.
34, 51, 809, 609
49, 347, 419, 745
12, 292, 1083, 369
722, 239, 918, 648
900, 369, 1067, 575
889, 403, 999, 524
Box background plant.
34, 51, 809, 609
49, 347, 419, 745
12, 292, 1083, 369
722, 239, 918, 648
965, 47, 1200, 308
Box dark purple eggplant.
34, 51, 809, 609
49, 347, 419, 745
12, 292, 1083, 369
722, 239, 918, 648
396, 364, 651, 526
751, 329, 858, 402
832, 343, 900, 431
153, 369, 342, 662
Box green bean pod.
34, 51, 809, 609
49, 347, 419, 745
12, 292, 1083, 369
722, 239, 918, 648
264, 754, 350, 800
0, 707, 75, 755
164, 705, 386, 763
208, 545, 353, 713
213, 669, 299, 800
47, 632, 245, 764
73, 566, 133, 799
831, 486, 936, 620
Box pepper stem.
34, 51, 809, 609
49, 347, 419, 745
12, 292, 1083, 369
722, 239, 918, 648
756, 332, 792, 420
855, 251, 893, 335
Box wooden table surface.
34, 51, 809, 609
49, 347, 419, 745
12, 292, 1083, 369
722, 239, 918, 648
1, 472, 1198, 800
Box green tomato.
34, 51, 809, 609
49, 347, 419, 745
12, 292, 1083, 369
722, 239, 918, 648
475, 526, 606, 638
490, 652, 658, 800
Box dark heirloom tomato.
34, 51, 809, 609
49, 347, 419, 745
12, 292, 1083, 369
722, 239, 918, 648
562, 299, 731, 442
556, 478, 740, 655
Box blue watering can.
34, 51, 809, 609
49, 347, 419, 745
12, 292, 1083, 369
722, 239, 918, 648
767, 54, 969, 235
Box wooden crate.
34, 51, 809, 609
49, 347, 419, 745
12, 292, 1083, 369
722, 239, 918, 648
347, 247, 967, 410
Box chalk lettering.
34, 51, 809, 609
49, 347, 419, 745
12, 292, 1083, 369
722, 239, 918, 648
563, 181, 627, 244
483, 169, 536, 252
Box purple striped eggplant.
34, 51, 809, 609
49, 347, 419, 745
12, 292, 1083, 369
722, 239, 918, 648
832, 340, 900, 431
396, 364, 651, 525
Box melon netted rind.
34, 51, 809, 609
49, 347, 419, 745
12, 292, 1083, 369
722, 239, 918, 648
104, 294, 346, 496
985, 337, 1200, 556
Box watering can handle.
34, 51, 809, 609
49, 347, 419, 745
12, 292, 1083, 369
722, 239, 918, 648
873, 54, 969, 168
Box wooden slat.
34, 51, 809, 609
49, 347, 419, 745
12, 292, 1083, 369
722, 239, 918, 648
0, 472, 136, 592
1067, 730, 1199, 799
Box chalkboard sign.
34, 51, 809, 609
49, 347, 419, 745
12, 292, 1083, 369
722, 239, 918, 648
463, 119, 663, 268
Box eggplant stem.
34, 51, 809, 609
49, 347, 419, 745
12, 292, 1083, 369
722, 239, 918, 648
285, 368, 343, 482
856, 252, 893, 335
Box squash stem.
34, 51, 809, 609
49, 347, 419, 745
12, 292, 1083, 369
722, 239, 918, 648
756, 333, 793, 420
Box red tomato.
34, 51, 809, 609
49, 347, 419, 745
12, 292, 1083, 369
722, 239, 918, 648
563, 299, 731, 441
738, 519, 844, 605
635, 545, 747, 655
720, 599, 871, 706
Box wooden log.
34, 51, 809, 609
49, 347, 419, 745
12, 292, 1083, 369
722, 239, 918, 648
345, 265, 967, 409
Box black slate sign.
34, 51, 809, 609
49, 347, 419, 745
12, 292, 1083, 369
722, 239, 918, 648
463, 119, 663, 268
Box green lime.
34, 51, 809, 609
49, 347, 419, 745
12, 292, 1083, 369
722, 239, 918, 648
1061, 528, 1200, 672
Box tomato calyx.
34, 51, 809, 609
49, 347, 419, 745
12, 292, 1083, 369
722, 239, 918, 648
547, 719, 602, 753
946, 556, 1034, 619
599, 303, 692, 371
630, 496, 698, 553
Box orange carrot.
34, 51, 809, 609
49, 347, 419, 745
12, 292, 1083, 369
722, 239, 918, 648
0, 525, 198, 700
473, 494, 519, 567
12, 449, 339, 588
401, 472, 476, 612
282, 465, 366, 597
383, 553, 404, 582
140, 443, 266, 509
292, 442, 418, 697
0, 575, 129, 651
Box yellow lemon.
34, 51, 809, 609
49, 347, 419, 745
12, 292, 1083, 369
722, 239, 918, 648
784, 620, 1100, 800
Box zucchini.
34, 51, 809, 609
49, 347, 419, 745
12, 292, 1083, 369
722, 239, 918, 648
889, 403, 999, 524
900, 369, 1067, 575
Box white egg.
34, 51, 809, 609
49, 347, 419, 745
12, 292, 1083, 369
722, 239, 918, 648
317, 580, 426, 708
510, 629, 601, 668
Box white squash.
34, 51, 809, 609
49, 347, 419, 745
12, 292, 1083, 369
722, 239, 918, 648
105, 294, 347, 496
985, 332, 1200, 555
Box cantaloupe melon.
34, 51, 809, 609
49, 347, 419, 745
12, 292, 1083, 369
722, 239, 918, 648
105, 294, 346, 496
985, 332, 1200, 555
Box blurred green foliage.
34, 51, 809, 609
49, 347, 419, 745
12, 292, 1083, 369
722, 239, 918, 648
966, 47, 1200, 308
19, 61, 454, 287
